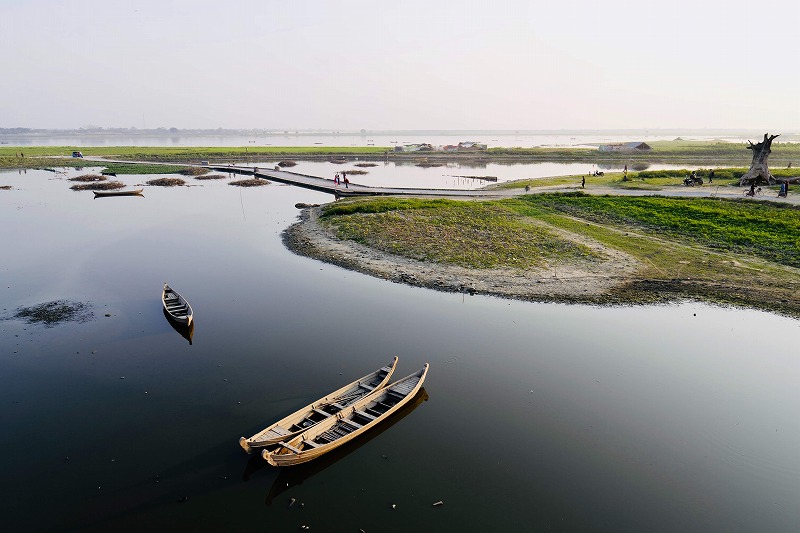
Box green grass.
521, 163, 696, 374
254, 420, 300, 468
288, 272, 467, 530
101, 162, 189, 174
321, 198, 601, 268
3, 139, 800, 165
518, 193, 800, 268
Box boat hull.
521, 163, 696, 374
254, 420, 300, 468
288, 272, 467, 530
240, 357, 399, 453
262, 364, 429, 467
162, 283, 193, 326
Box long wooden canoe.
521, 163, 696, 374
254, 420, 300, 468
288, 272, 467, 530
262, 363, 429, 467
162, 283, 193, 326
93, 188, 144, 197
239, 357, 398, 454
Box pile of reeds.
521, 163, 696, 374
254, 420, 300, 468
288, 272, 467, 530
354, 163, 378, 167
194, 174, 226, 180
147, 178, 186, 187
180, 167, 210, 176
1, 185, 12, 190
343, 169, 368, 175
70, 181, 124, 191
229, 179, 268, 187
415, 161, 443, 168
69, 174, 107, 182
278, 161, 297, 167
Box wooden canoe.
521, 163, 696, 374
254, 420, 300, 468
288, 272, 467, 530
239, 357, 399, 454
93, 188, 143, 197
262, 363, 429, 467
162, 283, 193, 326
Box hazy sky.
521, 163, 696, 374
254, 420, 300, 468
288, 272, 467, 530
2, 0, 798, 130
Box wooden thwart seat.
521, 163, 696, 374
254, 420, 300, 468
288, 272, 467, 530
354, 409, 377, 421
279, 442, 302, 454
341, 418, 362, 429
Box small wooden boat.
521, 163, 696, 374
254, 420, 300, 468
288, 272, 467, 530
262, 363, 429, 467
162, 283, 193, 326
93, 188, 143, 197
240, 357, 398, 454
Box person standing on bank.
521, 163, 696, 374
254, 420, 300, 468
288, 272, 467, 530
343, 175, 349, 188
581, 176, 585, 188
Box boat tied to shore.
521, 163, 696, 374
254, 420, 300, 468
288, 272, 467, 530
162, 283, 193, 326
239, 357, 399, 454
261, 363, 429, 467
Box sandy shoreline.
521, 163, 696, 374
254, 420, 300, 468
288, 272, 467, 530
283, 206, 645, 304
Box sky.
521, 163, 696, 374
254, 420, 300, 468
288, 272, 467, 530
2, 0, 799, 131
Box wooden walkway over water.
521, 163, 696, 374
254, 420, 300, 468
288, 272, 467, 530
82, 158, 800, 204
211, 164, 515, 198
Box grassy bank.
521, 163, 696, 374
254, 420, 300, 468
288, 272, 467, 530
494, 167, 800, 191
318, 194, 800, 316
3, 139, 800, 167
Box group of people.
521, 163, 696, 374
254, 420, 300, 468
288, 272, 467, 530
334, 172, 349, 188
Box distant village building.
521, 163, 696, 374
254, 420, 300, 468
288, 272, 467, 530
394, 143, 435, 152
598, 142, 652, 152
442, 141, 488, 152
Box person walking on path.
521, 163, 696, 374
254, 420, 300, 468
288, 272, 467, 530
343, 175, 349, 188
708, 169, 714, 183
334, 172, 340, 185
581, 176, 585, 188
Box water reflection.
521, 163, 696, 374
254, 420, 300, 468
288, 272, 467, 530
254, 388, 429, 505
163, 308, 194, 345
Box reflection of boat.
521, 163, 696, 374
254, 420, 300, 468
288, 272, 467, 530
240, 357, 399, 454
93, 188, 143, 198
162, 283, 193, 326
261, 388, 429, 504
162, 308, 194, 344
262, 364, 429, 466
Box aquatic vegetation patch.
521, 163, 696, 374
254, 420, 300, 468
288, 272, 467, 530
69, 174, 107, 182
354, 163, 377, 167
342, 169, 368, 175
147, 177, 186, 187
0, 185, 11, 190
180, 167, 210, 176
278, 160, 297, 167
229, 179, 268, 187
11, 300, 93, 327
193, 174, 226, 180
70, 181, 124, 191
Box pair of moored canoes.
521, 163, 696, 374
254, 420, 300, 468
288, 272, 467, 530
240, 358, 429, 466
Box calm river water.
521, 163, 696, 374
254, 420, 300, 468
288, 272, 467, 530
1, 167, 798, 532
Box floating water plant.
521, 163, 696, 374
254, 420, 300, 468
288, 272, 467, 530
229, 179, 268, 187
70, 181, 124, 191
69, 174, 107, 182
12, 300, 93, 327
147, 178, 186, 187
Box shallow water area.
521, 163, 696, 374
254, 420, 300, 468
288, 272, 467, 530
1, 169, 799, 532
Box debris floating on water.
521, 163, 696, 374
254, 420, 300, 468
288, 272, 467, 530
11, 300, 93, 327
433, 500, 444, 506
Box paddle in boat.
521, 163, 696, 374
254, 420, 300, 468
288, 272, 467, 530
261, 363, 429, 467
162, 283, 193, 326
93, 188, 144, 198
239, 357, 399, 454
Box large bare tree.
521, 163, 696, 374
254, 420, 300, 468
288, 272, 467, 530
739, 133, 779, 185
